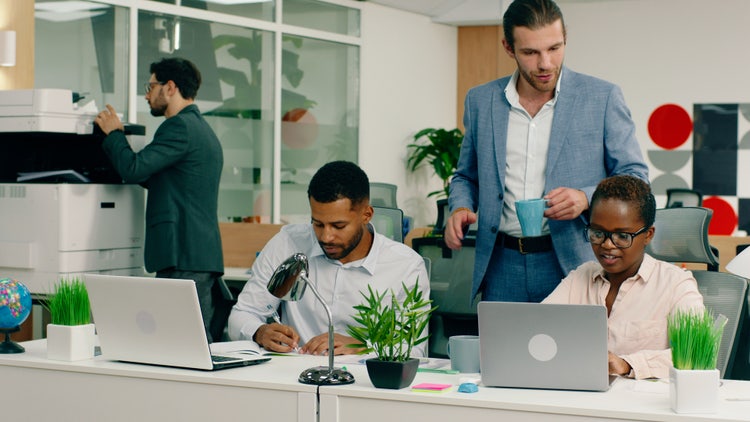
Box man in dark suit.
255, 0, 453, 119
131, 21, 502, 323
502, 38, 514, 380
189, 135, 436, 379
94, 57, 225, 342
445, 0, 649, 303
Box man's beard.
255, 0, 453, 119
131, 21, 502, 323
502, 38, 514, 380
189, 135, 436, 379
319, 225, 364, 261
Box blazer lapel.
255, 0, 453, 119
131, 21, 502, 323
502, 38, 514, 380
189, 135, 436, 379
491, 81, 511, 185
545, 68, 579, 182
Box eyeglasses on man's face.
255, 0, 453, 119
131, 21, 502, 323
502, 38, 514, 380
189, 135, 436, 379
144, 81, 165, 94
584, 226, 649, 249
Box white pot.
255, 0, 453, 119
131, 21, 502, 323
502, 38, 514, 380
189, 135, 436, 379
669, 366, 720, 414
46, 323, 95, 362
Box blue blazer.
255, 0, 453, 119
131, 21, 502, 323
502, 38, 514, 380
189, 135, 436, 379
450, 67, 649, 299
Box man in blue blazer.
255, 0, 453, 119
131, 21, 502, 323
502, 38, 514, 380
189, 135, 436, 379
94, 58, 225, 341
445, 0, 648, 302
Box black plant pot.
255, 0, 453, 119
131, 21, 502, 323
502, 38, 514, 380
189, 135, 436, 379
365, 357, 420, 389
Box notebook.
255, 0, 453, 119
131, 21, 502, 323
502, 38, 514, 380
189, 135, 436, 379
478, 301, 611, 391
83, 274, 271, 371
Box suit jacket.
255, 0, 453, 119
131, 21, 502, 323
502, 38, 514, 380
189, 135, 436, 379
450, 67, 649, 299
102, 104, 224, 274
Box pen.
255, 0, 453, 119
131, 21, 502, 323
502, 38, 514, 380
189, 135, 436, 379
267, 305, 300, 352
267, 304, 282, 324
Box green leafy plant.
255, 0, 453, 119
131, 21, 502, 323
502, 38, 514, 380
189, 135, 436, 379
347, 281, 436, 362
668, 309, 726, 370
406, 128, 463, 199
43, 277, 91, 326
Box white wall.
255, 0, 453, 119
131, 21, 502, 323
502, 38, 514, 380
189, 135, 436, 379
359, 3, 457, 228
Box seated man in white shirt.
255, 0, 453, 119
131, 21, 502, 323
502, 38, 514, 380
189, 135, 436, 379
228, 161, 430, 356
543, 175, 704, 379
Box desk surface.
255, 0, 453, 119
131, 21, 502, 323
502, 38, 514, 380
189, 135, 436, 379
319, 362, 750, 422
4, 342, 750, 422
0, 340, 320, 421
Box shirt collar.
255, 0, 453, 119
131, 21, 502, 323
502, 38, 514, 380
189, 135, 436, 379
504, 68, 564, 106
306, 223, 380, 275
593, 253, 657, 285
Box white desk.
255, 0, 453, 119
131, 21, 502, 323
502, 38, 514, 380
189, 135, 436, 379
0, 340, 321, 421
5, 343, 750, 421
318, 363, 750, 422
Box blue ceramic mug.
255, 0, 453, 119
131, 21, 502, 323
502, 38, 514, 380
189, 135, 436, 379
515, 198, 546, 237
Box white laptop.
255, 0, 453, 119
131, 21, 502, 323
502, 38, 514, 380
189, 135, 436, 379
83, 274, 271, 371
478, 301, 611, 391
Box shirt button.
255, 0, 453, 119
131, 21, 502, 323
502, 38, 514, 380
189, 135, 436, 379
491, 226, 498, 233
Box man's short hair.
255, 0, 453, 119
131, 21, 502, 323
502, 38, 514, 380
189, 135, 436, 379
503, 0, 566, 52
591, 175, 656, 228
150, 57, 202, 100
308, 161, 370, 207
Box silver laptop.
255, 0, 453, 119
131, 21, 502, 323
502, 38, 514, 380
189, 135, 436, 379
478, 301, 611, 391
83, 274, 271, 371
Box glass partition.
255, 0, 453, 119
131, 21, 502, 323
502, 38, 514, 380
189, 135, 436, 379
283, 0, 360, 36
280, 35, 359, 223
35, 1, 129, 120
138, 10, 276, 223
34, 0, 360, 224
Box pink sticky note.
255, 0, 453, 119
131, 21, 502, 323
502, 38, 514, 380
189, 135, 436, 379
411, 383, 452, 391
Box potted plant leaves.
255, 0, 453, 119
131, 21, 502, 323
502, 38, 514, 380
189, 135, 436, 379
406, 127, 463, 200
347, 281, 435, 389
43, 277, 95, 361
668, 308, 726, 414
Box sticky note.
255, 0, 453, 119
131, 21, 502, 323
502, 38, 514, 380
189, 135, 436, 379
411, 383, 452, 392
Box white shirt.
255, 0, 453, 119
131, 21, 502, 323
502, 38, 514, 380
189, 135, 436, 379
501, 70, 561, 236
227, 223, 431, 356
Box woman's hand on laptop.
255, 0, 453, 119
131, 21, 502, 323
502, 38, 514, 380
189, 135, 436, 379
608, 352, 632, 376
254, 323, 301, 353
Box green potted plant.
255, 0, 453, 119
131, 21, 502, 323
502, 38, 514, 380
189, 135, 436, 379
406, 127, 463, 200
668, 309, 726, 414
347, 281, 436, 389
43, 277, 95, 361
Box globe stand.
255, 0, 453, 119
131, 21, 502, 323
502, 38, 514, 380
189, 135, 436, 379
0, 326, 24, 354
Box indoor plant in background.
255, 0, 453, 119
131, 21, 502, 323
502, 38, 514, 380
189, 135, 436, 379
406, 127, 463, 200
668, 309, 726, 414
43, 277, 95, 361
406, 128, 463, 235
347, 282, 435, 389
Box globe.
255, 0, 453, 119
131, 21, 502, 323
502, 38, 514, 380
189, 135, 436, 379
0, 278, 32, 329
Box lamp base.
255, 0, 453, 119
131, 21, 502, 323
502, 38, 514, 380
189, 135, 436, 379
299, 366, 355, 385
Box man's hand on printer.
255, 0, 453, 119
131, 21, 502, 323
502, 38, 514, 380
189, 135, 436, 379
94, 104, 124, 135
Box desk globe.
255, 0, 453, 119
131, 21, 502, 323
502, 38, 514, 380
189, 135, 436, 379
0, 278, 32, 353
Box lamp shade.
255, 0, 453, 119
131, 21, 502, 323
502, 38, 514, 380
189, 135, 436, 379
0, 30, 16, 67
726, 246, 750, 279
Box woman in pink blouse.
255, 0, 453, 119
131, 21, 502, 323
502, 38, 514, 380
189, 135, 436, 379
543, 175, 704, 379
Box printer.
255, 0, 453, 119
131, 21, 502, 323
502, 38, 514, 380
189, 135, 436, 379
0, 89, 147, 294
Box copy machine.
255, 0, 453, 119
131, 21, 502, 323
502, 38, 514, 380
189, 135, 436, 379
0, 89, 147, 294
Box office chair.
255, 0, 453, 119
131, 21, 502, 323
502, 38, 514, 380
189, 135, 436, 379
371, 206, 404, 243
646, 207, 748, 379
369, 182, 398, 208
666, 188, 702, 208
412, 236, 480, 358
645, 207, 719, 271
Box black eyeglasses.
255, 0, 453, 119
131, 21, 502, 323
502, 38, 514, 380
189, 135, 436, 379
584, 226, 649, 249
144, 81, 165, 94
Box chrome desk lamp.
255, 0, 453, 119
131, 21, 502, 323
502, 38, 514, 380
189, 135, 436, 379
267, 253, 355, 385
